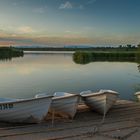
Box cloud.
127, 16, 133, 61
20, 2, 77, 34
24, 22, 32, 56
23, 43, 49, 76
59, 2, 84, 10
65, 30, 72, 33
1, 34, 140, 47
59, 1, 73, 9
0, 25, 35, 35
17, 26, 34, 34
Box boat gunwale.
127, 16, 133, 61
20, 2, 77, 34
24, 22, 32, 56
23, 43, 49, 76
134, 92, 140, 96
0, 95, 53, 105
81, 92, 119, 98
53, 94, 79, 100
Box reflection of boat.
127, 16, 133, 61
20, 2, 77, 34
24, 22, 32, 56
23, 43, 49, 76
0, 95, 53, 123
80, 90, 119, 115
135, 92, 140, 101
51, 92, 79, 119
137, 65, 140, 72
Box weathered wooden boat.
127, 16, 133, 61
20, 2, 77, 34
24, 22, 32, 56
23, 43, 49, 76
51, 92, 80, 119
80, 90, 119, 115
0, 95, 53, 123
134, 91, 140, 101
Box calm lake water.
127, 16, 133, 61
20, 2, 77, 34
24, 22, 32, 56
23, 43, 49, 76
0, 52, 140, 100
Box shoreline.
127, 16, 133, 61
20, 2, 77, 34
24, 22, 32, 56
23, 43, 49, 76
0, 99, 140, 140
24, 51, 75, 54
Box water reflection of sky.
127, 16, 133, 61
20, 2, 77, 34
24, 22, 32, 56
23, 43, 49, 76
0, 53, 140, 100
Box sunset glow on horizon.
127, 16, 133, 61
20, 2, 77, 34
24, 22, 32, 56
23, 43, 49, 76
0, 0, 140, 47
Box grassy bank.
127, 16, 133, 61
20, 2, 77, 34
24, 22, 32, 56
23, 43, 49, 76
73, 51, 140, 64
0, 47, 24, 60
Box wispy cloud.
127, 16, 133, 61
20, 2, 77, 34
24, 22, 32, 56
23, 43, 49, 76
1, 33, 140, 47
17, 26, 34, 34
65, 30, 72, 33
0, 35, 34, 46
59, 1, 73, 9
59, 1, 84, 10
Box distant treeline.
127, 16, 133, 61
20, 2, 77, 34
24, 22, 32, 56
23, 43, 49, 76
0, 47, 24, 60
19, 44, 140, 51
73, 51, 140, 64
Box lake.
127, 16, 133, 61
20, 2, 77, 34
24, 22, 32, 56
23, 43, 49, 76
0, 52, 140, 100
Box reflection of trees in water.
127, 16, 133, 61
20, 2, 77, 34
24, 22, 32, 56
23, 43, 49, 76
0, 47, 24, 61
73, 51, 140, 73
0, 57, 12, 61
73, 52, 92, 64
136, 53, 140, 72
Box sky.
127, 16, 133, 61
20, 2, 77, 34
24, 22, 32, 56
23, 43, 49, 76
0, 0, 140, 47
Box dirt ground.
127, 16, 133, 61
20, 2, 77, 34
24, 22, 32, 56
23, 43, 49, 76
0, 100, 140, 140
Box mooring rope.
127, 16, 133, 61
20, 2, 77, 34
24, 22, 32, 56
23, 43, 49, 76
91, 112, 106, 134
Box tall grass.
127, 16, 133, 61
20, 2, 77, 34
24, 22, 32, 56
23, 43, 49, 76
73, 51, 140, 64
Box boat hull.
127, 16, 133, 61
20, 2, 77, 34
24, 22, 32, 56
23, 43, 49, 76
51, 95, 79, 119
0, 96, 52, 123
135, 92, 140, 101
82, 93, 118, 115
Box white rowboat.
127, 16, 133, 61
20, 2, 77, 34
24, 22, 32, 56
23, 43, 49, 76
51, 92, 79, 119
0, 95, 53, 123
80, 90, 119, 115
135, 91, 140, 101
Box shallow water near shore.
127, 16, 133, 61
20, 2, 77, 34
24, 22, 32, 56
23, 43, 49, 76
0, 52, 140, 100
